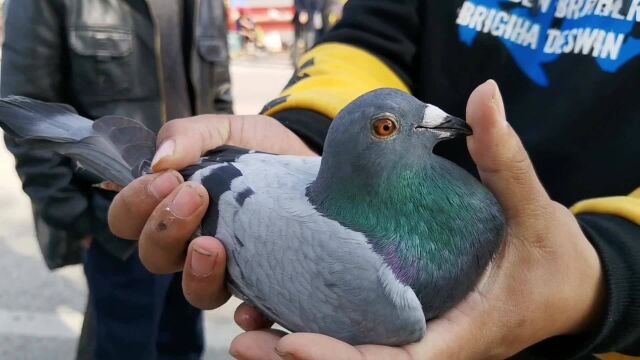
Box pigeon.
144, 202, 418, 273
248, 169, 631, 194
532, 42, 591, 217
0, 89, 505, 346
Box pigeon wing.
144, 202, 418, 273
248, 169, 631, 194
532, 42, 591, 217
0, 96, 157, 185
191, 153, 426, 346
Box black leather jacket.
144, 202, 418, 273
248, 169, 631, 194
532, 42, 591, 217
1, 0, 232, 267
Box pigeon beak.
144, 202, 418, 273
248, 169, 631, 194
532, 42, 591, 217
428, 115, 473, 137
418, 105, 472, 139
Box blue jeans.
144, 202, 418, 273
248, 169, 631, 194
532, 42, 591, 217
83, 241, 204, 360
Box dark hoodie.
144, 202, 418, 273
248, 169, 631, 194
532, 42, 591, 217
262, 0, 640, 358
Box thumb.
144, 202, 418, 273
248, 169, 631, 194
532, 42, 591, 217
151, 115, 232, 172
466, 80, 550, 220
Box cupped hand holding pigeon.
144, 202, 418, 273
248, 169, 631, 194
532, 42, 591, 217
0, 78, 604, 357
107, 80, 603, 358
107, 113, 317, 310
228, 80, 605, 360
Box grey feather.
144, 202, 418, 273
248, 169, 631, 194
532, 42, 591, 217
0, 96, 156, 185
192, 154, 426, 346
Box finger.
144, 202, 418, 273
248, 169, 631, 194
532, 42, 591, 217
152, 115, 231, 172
152, 115, 316, 172
274, 333, 415, 360
229, 329, 288, 360
225, 115, 317, 156
93, 181, 125, 192
109, 171, 184, 240
466, 80, 550, 219
182, 236, 231, 309
138, 181, 209, 274
234, 302, 274, 331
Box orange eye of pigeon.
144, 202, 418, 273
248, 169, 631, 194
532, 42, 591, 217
372, 118, 398, 138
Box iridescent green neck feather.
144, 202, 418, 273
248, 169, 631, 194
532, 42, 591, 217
308, 156, 504, 319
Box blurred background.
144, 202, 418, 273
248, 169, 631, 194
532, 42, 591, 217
0, 0, 344, 358
226, 0, 345, 63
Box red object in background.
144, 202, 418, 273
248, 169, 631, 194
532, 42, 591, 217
229, 6, 294, 33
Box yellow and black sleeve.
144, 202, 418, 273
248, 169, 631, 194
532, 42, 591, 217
261, 0, 420, 153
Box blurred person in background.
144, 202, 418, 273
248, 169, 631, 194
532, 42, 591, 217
236, 8, 258, 54
1, 0, 232, 358
321, 0, 345, 33
292, 0, 324, 66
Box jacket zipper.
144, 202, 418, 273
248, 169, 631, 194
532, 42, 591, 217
193, 0, 202, 114
145, 0, 168, 125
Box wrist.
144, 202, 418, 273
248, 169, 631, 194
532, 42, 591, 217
491, 205, 606, 357
564, 233, 606, 336
544, 205, 606, 338
517, 213, 632, 360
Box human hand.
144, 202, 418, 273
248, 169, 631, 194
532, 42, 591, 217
108, 114, 317, 309
227, 80, 605, 360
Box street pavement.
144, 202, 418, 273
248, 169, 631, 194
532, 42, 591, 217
0, 61, 294, 359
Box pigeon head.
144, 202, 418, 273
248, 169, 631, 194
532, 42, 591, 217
315, 88, 470, 187
336, 88, 469, 145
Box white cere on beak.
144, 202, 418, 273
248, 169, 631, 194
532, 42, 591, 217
422, 105, 449, 127
422, 105, 452, 139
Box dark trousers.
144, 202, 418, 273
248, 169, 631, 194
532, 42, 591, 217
83, 241, 204, 360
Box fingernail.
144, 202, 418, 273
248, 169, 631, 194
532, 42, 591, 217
191, 246, 217, 277
482, 79, 496, 100
237, 312, 256, 330
148, 171, 182, 199
230, 351, 250, 360
151, 139, 175, 167
274, 347, 293, 360
486, 79, 507, 124
229, 350, 246, 360
239, 313, 251, 324
170, 184, 203, 218
489, 80, 500, 103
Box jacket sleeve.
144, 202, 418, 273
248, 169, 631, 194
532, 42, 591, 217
262, 0, 419, 153
2, 0, 93, 240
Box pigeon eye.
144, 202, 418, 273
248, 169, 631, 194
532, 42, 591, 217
372, 118, 398, 138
